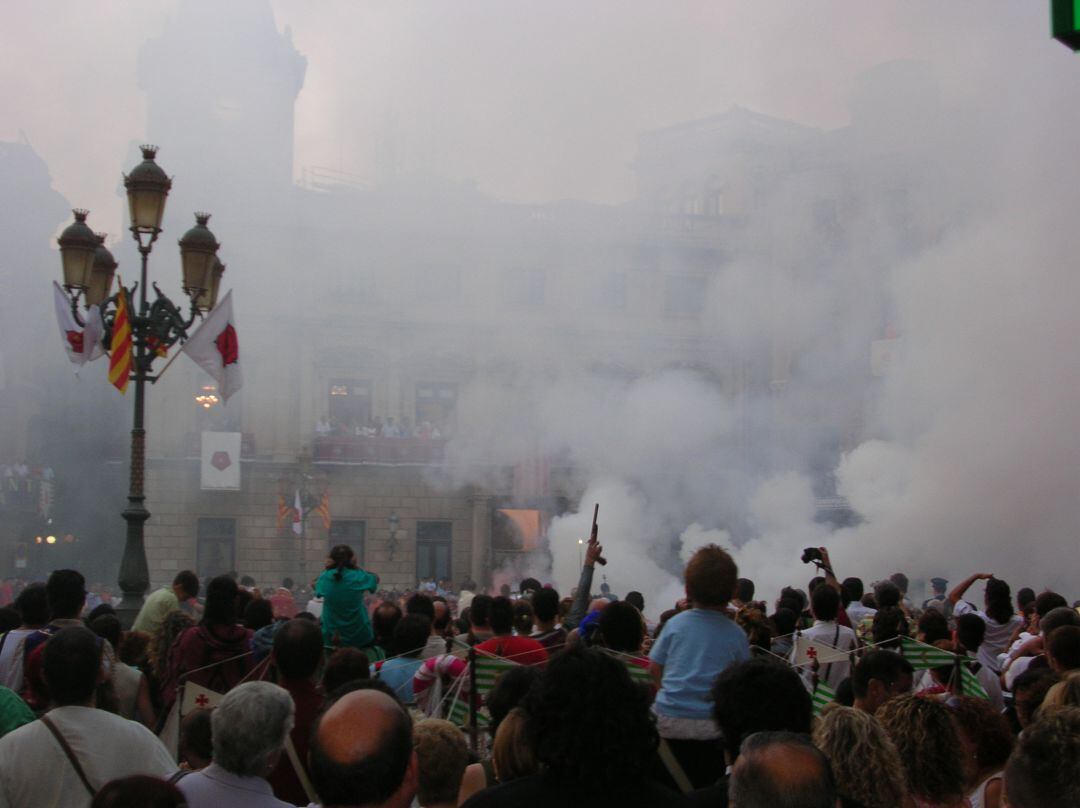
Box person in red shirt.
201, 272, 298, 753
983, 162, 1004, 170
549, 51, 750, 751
474, 597, 547, 668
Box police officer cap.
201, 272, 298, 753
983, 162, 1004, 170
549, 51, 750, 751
931, 577, 948, 587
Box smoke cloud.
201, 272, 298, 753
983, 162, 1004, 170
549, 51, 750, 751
3, 3, 1080, 606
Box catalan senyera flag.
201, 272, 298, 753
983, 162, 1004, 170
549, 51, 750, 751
314, 492, 332, 531
276, 495, 291, 530
108, 287, 132, 393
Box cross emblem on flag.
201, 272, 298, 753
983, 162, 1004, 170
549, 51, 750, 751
195, 694, 210, 707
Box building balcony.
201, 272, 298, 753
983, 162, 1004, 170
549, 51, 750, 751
0, 468, 53, 515
313, 435, 447, 465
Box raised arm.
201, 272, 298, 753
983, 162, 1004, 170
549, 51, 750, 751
818, 547, 841, 592
565, 530, 603, 631
948, 572, 992, 605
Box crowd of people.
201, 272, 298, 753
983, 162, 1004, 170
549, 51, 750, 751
0, 535, 1079, 808
315, 416, 445, 440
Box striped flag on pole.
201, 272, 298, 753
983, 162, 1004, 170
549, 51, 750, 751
108, 287, 132, 393
812, 681, 836, 716
447, 655, 516, 727
900, 636, 957, 670
960, 666, 990, 700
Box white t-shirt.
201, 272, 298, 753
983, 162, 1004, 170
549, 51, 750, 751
0, 705, 176, 808
953, 601, 1024, 673
0, 629, 35, 692
791, 620, 858, 691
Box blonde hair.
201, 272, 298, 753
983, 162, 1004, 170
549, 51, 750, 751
1042, 670, 1080, 713
492, 708, 538, 783
813, 705, 908, 808
413, 719, 469, 805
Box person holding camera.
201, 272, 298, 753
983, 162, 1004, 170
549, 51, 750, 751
791, 547, 857, 692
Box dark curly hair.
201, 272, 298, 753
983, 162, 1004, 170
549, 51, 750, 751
949, 695, 1014, 777
872, 606, 909, 649
523, 645, 656, 790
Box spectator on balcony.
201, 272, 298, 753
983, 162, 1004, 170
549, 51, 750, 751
382, 417, 402, 438
316, 417, 332, 437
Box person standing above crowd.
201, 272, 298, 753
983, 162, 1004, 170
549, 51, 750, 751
650, 544, 750, 790
316, 544, 379, 651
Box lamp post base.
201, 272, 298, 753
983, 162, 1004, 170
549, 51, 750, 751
116, 501, 151, 629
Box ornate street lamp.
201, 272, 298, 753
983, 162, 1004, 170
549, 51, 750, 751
56, 146, 225, 627
57, 209, 98, 294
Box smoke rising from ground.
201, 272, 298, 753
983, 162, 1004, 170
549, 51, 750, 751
3, 3, 1080, 604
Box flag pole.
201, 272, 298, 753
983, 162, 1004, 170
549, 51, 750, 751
149, 344, 184, 382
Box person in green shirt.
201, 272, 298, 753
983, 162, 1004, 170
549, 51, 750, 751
131, 570, 200, 635
0, 685, 33, 737
316, 545, 379, 650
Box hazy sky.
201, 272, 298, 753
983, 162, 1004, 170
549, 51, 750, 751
0, 1, 1060, 236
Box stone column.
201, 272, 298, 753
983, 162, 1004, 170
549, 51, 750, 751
468, 493, 492, 585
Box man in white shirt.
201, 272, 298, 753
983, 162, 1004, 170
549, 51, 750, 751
842, 576, 876, 626
791, 583, 857, 692
955, 614, 1005, 712
0, 627, 176, 808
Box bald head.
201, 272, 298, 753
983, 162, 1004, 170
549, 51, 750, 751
729, 732, 837, 808
311, 690, 417, 808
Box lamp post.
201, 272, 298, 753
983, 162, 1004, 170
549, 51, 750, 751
56, 146, 226, 627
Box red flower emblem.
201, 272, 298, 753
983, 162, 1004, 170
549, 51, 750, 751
66, 330, 84, 353
215, 324, 239, 366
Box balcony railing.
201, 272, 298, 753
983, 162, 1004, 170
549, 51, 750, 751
313, 435, 447, 465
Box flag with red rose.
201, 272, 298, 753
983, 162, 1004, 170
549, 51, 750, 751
52, 281, 105, 368
181, 290, 242, 401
